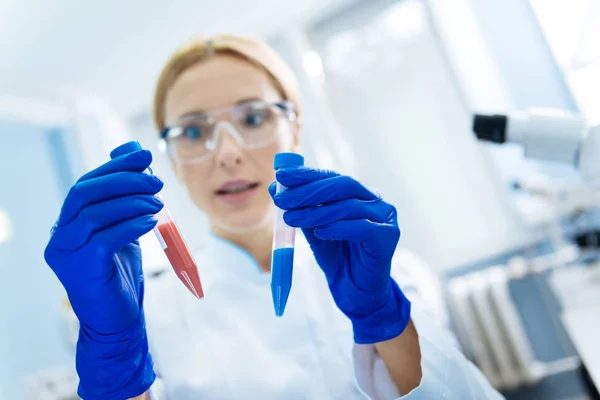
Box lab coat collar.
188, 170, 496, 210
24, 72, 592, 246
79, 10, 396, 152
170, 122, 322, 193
203, 231, 271, 283
202, 231, 313, 284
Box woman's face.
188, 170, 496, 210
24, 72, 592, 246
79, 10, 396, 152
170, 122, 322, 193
163, 54, 299, 232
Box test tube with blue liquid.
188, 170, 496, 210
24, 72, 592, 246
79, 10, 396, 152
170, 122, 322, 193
271, 152, 304, 317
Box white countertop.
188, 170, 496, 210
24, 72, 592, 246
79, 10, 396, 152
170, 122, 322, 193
561, 303, 600, 387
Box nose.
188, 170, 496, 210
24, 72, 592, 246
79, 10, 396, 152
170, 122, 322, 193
213, 123, 243, 168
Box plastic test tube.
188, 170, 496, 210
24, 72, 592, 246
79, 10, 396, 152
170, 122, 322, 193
147, 169, 204, 300
271, 152, 304, 317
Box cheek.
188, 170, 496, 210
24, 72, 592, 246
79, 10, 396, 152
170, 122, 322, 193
251, 143, 282, 181
177, 164, 212, 204
249, 128, 298, 183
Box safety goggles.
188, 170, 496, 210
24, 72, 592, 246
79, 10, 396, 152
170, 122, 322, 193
159, 100, 297, 164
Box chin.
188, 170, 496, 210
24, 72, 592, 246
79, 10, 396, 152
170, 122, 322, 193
212, 205, 273, 233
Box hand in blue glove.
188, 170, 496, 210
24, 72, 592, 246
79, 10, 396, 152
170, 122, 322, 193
44, 141, 162, 399
269, 167, 411, 344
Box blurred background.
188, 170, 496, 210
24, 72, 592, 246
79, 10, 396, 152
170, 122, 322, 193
1, 0, 599, 398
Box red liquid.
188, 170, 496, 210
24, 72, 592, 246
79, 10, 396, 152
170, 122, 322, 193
157, 221, 204, 299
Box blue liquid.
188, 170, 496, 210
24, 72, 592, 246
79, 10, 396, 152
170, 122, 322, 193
271, 247, 295, 317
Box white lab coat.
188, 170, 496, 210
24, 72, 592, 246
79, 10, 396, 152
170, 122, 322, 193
144, 233, 504, 399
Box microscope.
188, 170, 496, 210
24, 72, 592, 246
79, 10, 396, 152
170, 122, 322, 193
473, 108, 600, 186
473, 108, 600, 248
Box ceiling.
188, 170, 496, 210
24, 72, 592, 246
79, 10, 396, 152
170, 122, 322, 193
0, 0, 354, 117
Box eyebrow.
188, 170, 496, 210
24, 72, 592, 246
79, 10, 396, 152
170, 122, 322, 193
176, 97, 265, 121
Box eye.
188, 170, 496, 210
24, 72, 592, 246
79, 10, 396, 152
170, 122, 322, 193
243, 109, 268, 127
181, 124, 206, 140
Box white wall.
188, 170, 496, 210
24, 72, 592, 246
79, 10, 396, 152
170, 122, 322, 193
271, 0, 538, 271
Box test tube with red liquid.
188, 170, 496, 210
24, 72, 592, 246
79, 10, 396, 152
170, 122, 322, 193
152, 193, 204, 299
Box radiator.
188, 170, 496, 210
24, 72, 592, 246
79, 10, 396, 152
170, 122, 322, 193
447, 261, 579, 390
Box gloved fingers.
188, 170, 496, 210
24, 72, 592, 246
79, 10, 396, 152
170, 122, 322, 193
314, 219, 400, 253
299, 227, 321, 248
275, 166, 339, 188
77, 150, 152, 183
268, 181, 277, 198
51, 195, 164, 251
91, 214, 158, 255
283, 198, 394, 228
59, 172, 163, 226
272, 175, 379, 210
110, 141, 143, 159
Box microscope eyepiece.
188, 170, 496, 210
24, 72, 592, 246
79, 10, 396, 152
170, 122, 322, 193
473, 114, 508, 143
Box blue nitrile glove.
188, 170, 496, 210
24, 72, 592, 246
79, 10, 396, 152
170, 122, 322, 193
44, 141, 162, 399
269, 167, 411, 344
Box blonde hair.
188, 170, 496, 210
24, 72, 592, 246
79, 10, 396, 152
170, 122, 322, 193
153, 34, 301, 131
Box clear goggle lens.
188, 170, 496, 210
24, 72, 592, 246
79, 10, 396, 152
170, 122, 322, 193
160, 100, 296, 164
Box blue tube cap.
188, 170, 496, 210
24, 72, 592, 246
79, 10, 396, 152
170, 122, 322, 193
274, 152, 304, 169
110, 141, 143, 159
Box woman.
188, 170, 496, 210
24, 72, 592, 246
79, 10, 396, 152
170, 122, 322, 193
44, 35, 503, 400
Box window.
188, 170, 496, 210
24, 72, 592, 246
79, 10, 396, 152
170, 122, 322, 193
530, 0, 600, 124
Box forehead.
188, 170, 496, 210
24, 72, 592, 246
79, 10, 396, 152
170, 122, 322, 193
164, 54, 282, 124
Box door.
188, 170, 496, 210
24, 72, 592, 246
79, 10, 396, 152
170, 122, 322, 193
0, 117, 77, 399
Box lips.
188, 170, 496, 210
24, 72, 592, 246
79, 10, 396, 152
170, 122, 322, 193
216, 180, 260, 195
215, 180, 260, 206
